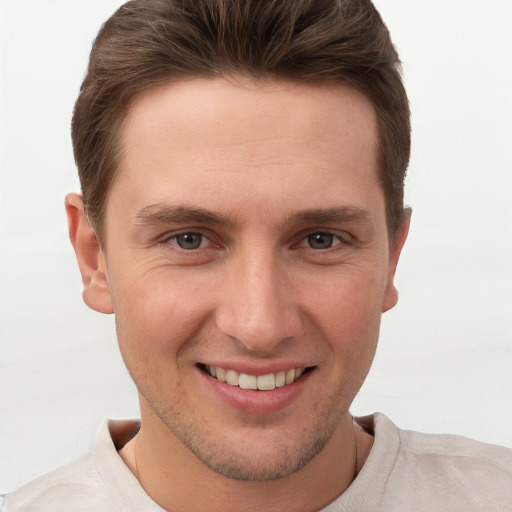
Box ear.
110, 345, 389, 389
382, 208, 411, 312
65, 193, 113, 314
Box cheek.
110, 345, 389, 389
306, 260, 387, 324
111, 283, 204, 399
109, 267, 212, 359
307, 268, 386, 365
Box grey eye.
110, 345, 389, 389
307, 233, 335, 249
174, 233, 204, 250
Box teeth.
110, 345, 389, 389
257, 373, 275, 391
216, 367, 226, 382
275, 371, 286, 388
205, 366, 307, 390
226, 369, 239, 386
285, 369, 295, 385
239, 373, 257, 390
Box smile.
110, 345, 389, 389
203, 365, 310, 391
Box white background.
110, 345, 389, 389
1, 0, 511, 493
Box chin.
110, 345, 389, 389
157, 404, 341, 482
191, 432, 332, 482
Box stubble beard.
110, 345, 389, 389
142, 386, 351, 482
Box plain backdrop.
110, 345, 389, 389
1, 0, 511, 493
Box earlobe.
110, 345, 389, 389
65, 193, 113, 314
382, 208, 411, 313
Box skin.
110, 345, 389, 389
66, 77, 409, 512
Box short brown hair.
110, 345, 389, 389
72, 0, 410, 242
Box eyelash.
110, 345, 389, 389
160, 230, 348, 252
161, 231, 218, 252
296, 232, 345, 251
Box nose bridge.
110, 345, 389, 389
216, 242, 300, 352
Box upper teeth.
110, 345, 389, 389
206, 366, 305, 391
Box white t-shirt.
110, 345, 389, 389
2, 413, 512, 511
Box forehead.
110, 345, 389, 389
109, 77, 381, 226
121, 77, 377, 164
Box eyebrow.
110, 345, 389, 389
134, 203, 372, 232
134, 204, 235, 227
289, 206, 373, 226
134, 204, 372, 229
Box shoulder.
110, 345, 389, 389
1, 453, 116, 512
373, 413, 512, 510
1, 419, 151, 512
396, 418, 512, 477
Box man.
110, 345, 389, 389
2, 0, 511, 510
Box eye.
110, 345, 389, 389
171, 232, 207, 250
301, 232, 342, 250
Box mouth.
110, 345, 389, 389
199, 364, 314, 391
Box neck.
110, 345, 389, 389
121, 412, 363, 512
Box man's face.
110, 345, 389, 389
91, 78, 405, 480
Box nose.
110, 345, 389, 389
215, 247, 302, 353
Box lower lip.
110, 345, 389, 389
199, 367, 313, 415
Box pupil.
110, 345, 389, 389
177, 233, 202, 250
308, 233, 333, 249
